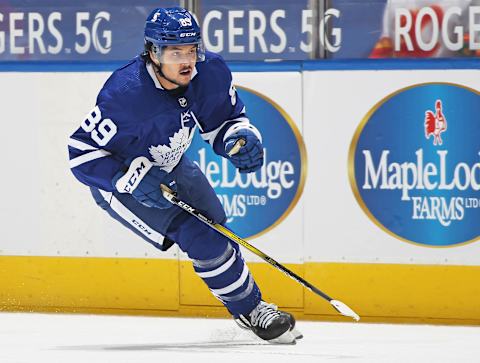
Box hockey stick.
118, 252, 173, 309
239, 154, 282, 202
160, 185, 360, 321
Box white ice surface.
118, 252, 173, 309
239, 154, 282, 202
0, 313, 479, 363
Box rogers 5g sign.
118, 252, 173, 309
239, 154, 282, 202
198, 5, 342, 59
0, 2, 341, 62
0, 11, 111, 57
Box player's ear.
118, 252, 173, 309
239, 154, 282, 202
148, 50, 157, 64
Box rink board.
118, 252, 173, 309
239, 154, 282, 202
303, 68, 480, 265
0, 256, 180, 311
0, 61, 480, 324
2, 256, 480, 324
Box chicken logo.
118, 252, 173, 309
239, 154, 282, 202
425, 100, 447, 146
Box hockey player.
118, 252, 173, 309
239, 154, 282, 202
68, 7, 301, 344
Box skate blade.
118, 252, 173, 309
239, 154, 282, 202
268, 330, 296, 345
291, 326, 303, 340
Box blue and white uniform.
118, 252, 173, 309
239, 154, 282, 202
68, 52, 262, 316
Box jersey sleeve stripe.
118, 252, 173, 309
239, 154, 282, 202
223, 120, 262, 143
69, 149, 112, 168
200, 116, 249, 146
68, 137, 99, 151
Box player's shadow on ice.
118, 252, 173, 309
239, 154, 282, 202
57, 340, 271, 352
55, 341, 359, 360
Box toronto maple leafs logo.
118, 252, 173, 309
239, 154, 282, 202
425, 100, 447, 146
149, 127, 195, 172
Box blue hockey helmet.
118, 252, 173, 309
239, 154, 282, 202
144, 7, 205, 63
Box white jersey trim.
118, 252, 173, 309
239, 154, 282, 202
68, 137, 98, 151
190, 111, 204, 132
146, 63, 164, 89
223, 121, 262, 143
98, 190, 164, 244
191, 67, 198, 79
200, 116, 249, 146
69, 149, 111, 168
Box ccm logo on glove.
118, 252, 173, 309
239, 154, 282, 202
112, 156, 177, 209
115, 157, 152, 193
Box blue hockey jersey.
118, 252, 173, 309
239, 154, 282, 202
68, 51, 249, 192
68, 52, 256, 235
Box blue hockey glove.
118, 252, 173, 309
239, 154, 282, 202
112, 156, 177, 209
224, 128, 264, 173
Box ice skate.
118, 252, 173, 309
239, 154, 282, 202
235, 301, 303, 344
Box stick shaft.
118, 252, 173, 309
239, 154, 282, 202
163, 189, 333, 302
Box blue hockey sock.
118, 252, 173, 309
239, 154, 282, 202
167, 213, 261, 316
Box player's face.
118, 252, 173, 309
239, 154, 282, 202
151, 44, 197, 89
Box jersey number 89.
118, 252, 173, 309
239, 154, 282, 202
81, 106, 117, 146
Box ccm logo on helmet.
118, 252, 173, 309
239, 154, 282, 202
180, 32, 197, 37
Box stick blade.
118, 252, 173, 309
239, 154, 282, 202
330, 300, 360, 321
